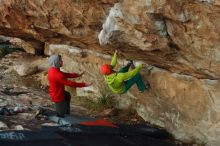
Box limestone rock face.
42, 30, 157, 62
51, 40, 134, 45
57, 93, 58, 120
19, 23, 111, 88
46, 44, 220, 146
13, 64, 38, 76
99, 0, 220, 80
1, 0, 220, 145
12, 53, 48, 76
0, 121, 8, 130
137, 69, 220, 146
0, 0, 117, 52
97, 1, 220, 145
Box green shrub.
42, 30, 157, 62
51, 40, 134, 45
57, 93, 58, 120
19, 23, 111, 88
73, 89, 116, 113
96, 90, 116, 109
0, 44, 23, 58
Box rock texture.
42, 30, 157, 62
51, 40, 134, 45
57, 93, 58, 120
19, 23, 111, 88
45, 44, 220, 146
99, 0, 220, 80
0, 0, 117, 53
0, 0, 220, 145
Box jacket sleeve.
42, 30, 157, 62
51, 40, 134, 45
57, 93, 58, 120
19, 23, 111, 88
117, 64, 142, 82
63, 72, 79, 78
58, 77, 86, 87
110, 51, 117, 69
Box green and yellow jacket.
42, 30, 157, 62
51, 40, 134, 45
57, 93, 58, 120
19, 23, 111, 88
104, 52, 142, 94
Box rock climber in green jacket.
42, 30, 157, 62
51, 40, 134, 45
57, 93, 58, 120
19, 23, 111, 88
100, 50, 149, 94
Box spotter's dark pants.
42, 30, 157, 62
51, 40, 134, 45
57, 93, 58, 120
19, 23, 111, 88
55, 91, 71, 117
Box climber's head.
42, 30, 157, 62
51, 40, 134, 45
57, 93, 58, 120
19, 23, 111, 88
100, 64, 112, 75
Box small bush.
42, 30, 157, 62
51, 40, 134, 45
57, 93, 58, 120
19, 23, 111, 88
73, 89, 116, 113
96, 90, 116, 109
0, 44, 23, 58
73, 96, 97, 109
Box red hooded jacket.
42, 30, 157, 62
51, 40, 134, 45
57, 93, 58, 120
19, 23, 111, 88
48, 67, 86, 102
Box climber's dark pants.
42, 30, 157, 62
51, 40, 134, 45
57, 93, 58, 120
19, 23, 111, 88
55, 91, 71, 117
119, 65, 145, 93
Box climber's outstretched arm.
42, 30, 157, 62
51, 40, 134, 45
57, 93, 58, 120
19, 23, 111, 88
111, 50, 118, 69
